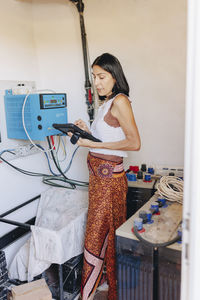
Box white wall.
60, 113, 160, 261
0, 0, 186, 264
0, 0, 37, 80
86, 0, 186, 168
32, 0, 187, 170
0, 1, 48, 211
32, 0, 91, 181
0, 0, 49, 264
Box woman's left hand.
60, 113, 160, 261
67, 132, 93, 147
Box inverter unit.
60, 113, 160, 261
4, 90, 68, 141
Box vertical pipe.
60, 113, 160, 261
73, 0, 94, 124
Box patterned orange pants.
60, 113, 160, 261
81, 152, 127, 300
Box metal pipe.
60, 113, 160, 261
71, 0, 94, 123
79, 12, 90, 87
0, 195, 40, 218
0, 217, 31, 229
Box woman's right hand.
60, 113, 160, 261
74, 119, 90, 133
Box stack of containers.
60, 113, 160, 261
126, 164, 155, 182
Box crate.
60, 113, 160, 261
0, 250, 8, 300
0, 251, 8, 287
63, 254, 83, 294
0, 286, 7, 300
44, 254, 83, 299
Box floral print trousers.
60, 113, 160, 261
81, 152, 127, 300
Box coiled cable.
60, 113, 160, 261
157, 175, 183, 204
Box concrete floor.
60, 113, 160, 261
94, 290, 108, 300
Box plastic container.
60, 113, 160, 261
144, 174, 152, 182
157, 197, 168, 208
126, 173, 137, 181
150, 202, 159, 213
134, 217, 143, 231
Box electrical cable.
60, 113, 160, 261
34, 144, 59, 176
0, 154, 50, 177
56, 135, 61, 154
133, 225, 181, 248
21, 89, 57, 153
42, 176, 88, 189
0, 141, 87, 188
0, 149, 16, 157
48, 135, 67, 164
50, 135, 55, 150
58, 136, 67, 162
35, 142, 79, 176
55, 135, 67, 163
63, 146, 79, 173
157, 176, 184, 204
46, 136, 76, 189
52, 143, 80, 174
46, 136, 88, 188
0, 151, 88, 189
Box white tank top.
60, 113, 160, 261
90, 95, 128, 157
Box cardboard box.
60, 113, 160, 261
11, 278, 52, 300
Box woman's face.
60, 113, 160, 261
92, 65, 116, 98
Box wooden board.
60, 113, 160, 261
116, 193, 182, 251
140, 196, 182, 243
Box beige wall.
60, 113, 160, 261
31, 0, 186, 169
0, 0, 187, 186
0, 0, 187, 265
0, 0, 37, 80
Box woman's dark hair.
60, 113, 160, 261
92, 53, 129, 99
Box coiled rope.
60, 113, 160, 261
157, 176, 183, 204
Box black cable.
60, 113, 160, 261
0, 155, 50, 177
46, 136, 89, 187
0, 143, 88, 189
133, 225, 181, 248
46, 136, 76, 189
42, 176, 88, 188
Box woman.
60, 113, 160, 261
72, 53, 140, 299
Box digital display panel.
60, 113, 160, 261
40, 93, 67, 109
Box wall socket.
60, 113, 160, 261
0, 144, 40, 162
14, 145, 39, 158
0, 80, 36, 96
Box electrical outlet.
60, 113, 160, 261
0, 144, 40, 163
12, 81, 36, 95
14, 145, 39, 158
5, 144, 40, 161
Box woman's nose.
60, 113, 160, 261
94, 77, 99, 86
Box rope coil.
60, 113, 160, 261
157, 175, 184, 204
